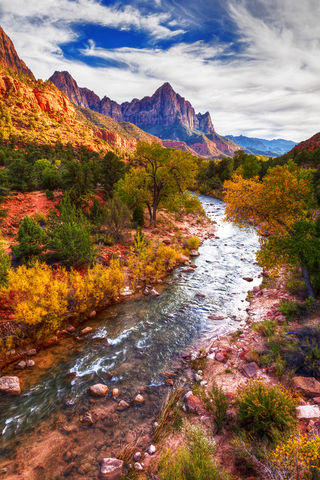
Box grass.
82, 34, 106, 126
158, 424, 233, 480
153, 388, 184, 442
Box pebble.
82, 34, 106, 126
112, 388, 120, 397
89, 384, 109, 397
148, 445, 156, 455
133, 394, 145, 404
134, 462, 143, 471
80, 326, 93, 335
26, 349, 37, 356
17, 360, 26, 369
26, 359, 35, 367
133, 452, 142, 462
117, 400, 130, 411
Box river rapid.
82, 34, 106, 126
0, 195, 261, 475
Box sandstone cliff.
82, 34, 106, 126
0, 26, 34, 79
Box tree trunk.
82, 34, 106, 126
147, 204, 152, 226
301, 263, 315, 298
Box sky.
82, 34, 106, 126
0, 0, 319, 142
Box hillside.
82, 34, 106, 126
289, 130, 320, 154
50, 71, 240, 158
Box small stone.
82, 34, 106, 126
242, 362, 259, 378
296, 405, 320, 419
165, 379, 174, 386
100, 458, 124, 479
26, 348, 37, 356
17, 360, 26, 369
89, 310, 96, 318
133, 394, 145, 404
117, 400, 130, 411
148, 445, 156, 455
80, 326, 93, 335
133, 452, 141, 462
196, 293, 206, 298
26, 359, 35, 367
243, 277, 253, 282
80, 412, 94, 425
89, 384, 109, 397
186, 394, 204, 415
215, 351, 226, 362
194, 374, 202, 382
153, 421, 159, 428
293, 377, 320, 398
0, 376, 21, 395
200, 380, 208, 386
66, 325, 76, 333
134, 462, 143, 471
189, 249, 200, 257
112, 388, 120, 397
149, 288, 160, 297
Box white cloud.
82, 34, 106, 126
0, 0, 319, 141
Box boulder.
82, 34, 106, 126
80, 326, 93, 335
0, 376, 21, 395
242, 362, 258, 378
89, 384, 109, 397
296, 405, 320, 419
100, 458, 124, 479
293, 377, 320, 398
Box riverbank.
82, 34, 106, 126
0, 196, 263, 479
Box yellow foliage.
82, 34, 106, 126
5, 260, 125, 331
270, 434, 320, 479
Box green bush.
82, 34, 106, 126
132, 204, 144, 227
278, 300, 298, 320
0, 244, 10, 285
12, 216, 45, 262
46, 197, 95, 266
236, 381, 297, 444
158, 425, 232, 480
102, 193, 131, 242
201, 382, 229, 433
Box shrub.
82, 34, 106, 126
185, 236, 201, 250
269, 434, 320, 480
46, 198, 95, 266
285, 326, 320, 379
132, 204, 144, 227
201, 382, 229, 433
153, 388, 184, 442
252, 319, 278, 338
102, 194, 131, 242
0, 244, 10, 286
278, 300, 298, 320
236, 381, 297, 444
158, 424, 232, 480
12, 216, 45, 262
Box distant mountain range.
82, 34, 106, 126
226, 135, 296, 157
49, 71, 240, 158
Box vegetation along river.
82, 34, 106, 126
0, 195, 262, 461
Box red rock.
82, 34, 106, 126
242, 362, 258, 378
89, 384, 109, 397
187, 394, 205, 414
100, 458, 124, 479
0, 27, 34, 78
293, 377, 320, 398
80, 326, 93, 335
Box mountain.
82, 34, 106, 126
288, 131, 320, 155
49, 71, 240, 158
0, 26, 34, 79
226, 135, 296, 157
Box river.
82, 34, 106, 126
0, 195, 261, 477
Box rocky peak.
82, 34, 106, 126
196, 112, 215, 134
49, 71, 100, 110
0, 26, 34, 78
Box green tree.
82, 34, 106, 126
12, 216, 45, 262
46, 197, 95, 266
102, 193, 131, 242
0, 244, 11, 286
99, 151, 126, 193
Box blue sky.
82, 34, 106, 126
0, 0, 320, 141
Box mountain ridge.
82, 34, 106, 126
226, 134, 296, 157
0, 26, 34, 79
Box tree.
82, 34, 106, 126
223, 162, 317, 297
126, 142, 197, 225
12, 216, 45, 262
46, 197, 95, 266
0, 244, 10, 286
102, 194, 131, 242
99, 151, 126, 193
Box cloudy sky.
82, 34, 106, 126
0, 0, 319, 141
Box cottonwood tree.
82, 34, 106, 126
117, 142, 197, 226
223, 162, 318, 297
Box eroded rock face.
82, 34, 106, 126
0, 27, 34, 78
0, 376, 21, 395
100, 458, 124, 479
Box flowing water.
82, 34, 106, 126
0, 195, 261, 465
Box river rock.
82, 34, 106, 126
150, 288, 160, 297
89, 310, 96, 318
26, 359, 35, 367
189, 249, 200, 257
117, 400, 130, 411
148, 445, 156, 455
0, 376, 21, 395
89, 384, 109, 397
100, 458, 124, 479
296, 405, 320, 419
196, 293, 206, 298
242, 362, 259, 378
243, 277, 253, 282
133, 394, 145, 404
26, 348, 37, 356
186, 394, 204, 414
17, 360, 26, 369
66, 325, 76, 333
81, 326, 93, 335
293, 376, 320, 398
80, 412, 94, 425
133, 452, 141, 461
134, 462, 143, 471
112, 388, 119, 398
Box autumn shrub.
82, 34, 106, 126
268, 434, 320, 480
128, 231, 181, 289
158, 424, 232, 480
12, 216, 45, 262
185, 236, 201, 250
5, 260, 124, 335
236, 381, 297, 444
